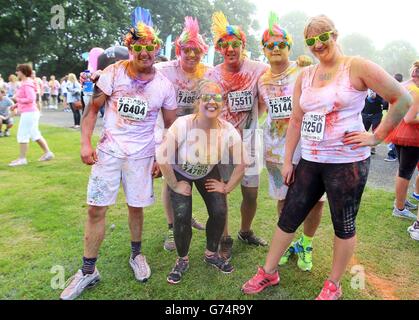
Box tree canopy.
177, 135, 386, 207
0, 2, 417, 80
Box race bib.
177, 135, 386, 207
177, 90, 197, 108
117, 97, 148, 121
268, 96, 292, 120
301, 112, 325, 141
180, 162, 211, 178
228, 91, 253, 113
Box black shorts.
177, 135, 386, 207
42, 93, 50, 101
278, 158, 370, 239
0, 117, 13, 126
395, 145, 419, 180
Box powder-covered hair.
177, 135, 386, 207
304, 14, 338, 38
175, 16, 209, 57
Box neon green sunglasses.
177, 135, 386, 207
305, 31, 334, 46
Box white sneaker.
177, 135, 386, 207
407, 223, 419, 241
60, 269, 101, 300
392, 207, 417, 220
39, 151, 55, 161
9, 158, 28, 167
129, 254, 151, 282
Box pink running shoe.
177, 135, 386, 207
242, 266, 280, 294
315, 280, 342, 300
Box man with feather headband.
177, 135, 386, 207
60, 7, 177, 300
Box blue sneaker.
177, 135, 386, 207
405, 200, 418, 210
412, 192, 419, 201
392, 207, 417, 220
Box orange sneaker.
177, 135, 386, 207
315, 280, 342, 300
242, 266, 280, 294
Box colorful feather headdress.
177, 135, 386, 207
261, 12, 293, 47
211, 11, 246, 49
175, 16, 209, 56
124, 7, 162, 47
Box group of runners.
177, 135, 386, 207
58, 8, 418, 300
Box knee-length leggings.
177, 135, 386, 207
278, 158, 370, 239
170, 166, 227, 257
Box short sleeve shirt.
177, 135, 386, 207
96, 62, 177, 159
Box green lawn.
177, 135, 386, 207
0, 123, 418, 300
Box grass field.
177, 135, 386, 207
0, 123, 418, 300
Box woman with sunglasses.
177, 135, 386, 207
157, 80, 245, 284
242, 15, 411, 300
255, 13, 325, 275
155, 17, 212, 251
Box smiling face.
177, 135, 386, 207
219, 35, 244, 67
129, 39, 158, 71
198, 82, 223, 120
304, 16, 338, 63
263, 35, 290, 65
180, 46, 203, 72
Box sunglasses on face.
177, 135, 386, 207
201, 93, 223, 103
218, 40, 242, 49
131, 43, 157, 52
264, 41, 289, 50
181, 47, 201, 55
305, 31, 334, 46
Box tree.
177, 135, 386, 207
378, 40, 418, 79
0, 0, 131, 78
340, 33, 377, 62
279, 11, 311, 61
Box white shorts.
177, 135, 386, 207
87, 150, 155, 208
266, 161, 326, 202
17, 111, 42, 143
218, 164, 259, 188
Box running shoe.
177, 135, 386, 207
39, 151, 55, 162
241, 266, 280, 295
0, 131, 3, 137
384, 157, 397, 162
5, 130, 10, 137
407, 222, 419, 241
191, 216, 205, 230
238, 230, 268, 246
412, 192, 419, 201
164, 229, 176, 252
60, 268, 101, 300
404, 200, 418, 211
392, 207, 417, 220
315, 280, 342, 300
278, 244, 294, 266
129, 254, 151, 282
191, 217, 205, 231
9, 158, 28, 167
204, 254, 234, 273
294, 238, 313, 272
370, 147, 376, 155
167, 257, 189, 284
218, 235, 233, 261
